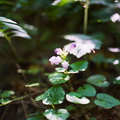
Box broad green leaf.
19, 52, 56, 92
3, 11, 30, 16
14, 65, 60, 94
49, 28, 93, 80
1, 90, 14, 98
87, 74, 110, 87
70, 61, 88, 71
77, 84, 96, 97
27, 115, 43, 120
44, 109, 69, 120
113, 76, 120, 84
66, 92, 90, 104
55, 67, 66, 72
42, 86, 65, 105
35, 94, 44, 101
94, 93, 120, 109
48, 72, 70, 85
64, 34, 102, 58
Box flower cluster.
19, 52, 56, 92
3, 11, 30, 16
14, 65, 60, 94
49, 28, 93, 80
49, 44, 76, 69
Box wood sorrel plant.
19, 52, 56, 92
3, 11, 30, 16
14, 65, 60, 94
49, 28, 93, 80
34, 43, 120, 120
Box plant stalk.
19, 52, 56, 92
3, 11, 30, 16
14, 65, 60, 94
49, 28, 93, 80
0, 29, 24, 61
83, 0, 89, 34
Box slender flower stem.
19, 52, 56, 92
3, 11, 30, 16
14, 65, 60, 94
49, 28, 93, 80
83, 0, 89, 34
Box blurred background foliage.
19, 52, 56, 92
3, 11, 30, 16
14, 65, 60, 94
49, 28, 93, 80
0, 0, 120, 94
0, 0, 120, 119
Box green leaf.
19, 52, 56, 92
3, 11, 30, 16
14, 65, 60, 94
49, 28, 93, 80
0, 17, 16, 24
77, 84, 96, 97
66, 92, 90, 104
64, 34, 102, 58
0, 16, 31, 39
48, 72, 70, 85
68, 69, 79, 74
51, 0, 74, 6
1, 90, 14, 98
94, 93, 120, 109
0, 99, 11, 105
44, 109, 69, 120
55, 67, 66, 72
27, 115, 43, 120
113, 76, 120, 85
87, 74, 110, 87
70, 61, 88, 71
42, 86, 65, 105
35, 94, 44, 101
90, 0, 112, 6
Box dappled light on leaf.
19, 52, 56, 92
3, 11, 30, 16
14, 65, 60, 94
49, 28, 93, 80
42, 86, 65, 105
108, 47, 120, 53
110, 13, 120, 22
66, 92, 90, 104
64, 34, 102, 58
87, 74, 110, 87
0, 16, 31, 39
44, 109, 69, 120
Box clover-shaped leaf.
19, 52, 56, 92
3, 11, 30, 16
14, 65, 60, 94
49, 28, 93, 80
94, 93, 120, 109
77, 84, 96, 97
70, 61, 88, 71
44, 109, 69, 120
48, 72, 70, 85
42, 86, 65, 105
66, 92, 90, 104
87, 74, 110, 87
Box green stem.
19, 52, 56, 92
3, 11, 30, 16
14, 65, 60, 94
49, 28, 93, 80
0, 29, 24, 61
83, 0, 89, 34
0, 90, 42, 106
68, 80, 74, 92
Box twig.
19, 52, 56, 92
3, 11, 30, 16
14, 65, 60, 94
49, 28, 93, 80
21, 100, 28, 119
0, 90, 44, 107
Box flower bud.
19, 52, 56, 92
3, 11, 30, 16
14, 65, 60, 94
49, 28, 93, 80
49, 56, 62, 65
62, 61, 69, 69
68, 43, 76, 52
54, 48, 62, 55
